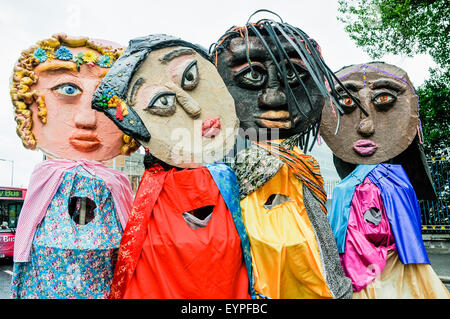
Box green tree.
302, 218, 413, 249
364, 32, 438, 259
337, 0, 449, 69
337, 0, 449, 158
417, 69, 450, 158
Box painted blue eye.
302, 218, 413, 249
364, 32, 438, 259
65, 86, 75, 94
54, 83, 82, 96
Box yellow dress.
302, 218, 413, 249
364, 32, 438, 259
240, 163, 333, 299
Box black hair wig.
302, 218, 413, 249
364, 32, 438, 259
209, 9, 368, 152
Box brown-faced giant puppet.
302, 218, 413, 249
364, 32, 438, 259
321, 62, 449, 298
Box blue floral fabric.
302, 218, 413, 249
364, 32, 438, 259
11, 166, 123, 299
206, 163, 258, 299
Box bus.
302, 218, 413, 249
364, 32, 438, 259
0, 186, 26, 259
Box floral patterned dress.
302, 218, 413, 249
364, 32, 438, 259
11, 166, 123, 299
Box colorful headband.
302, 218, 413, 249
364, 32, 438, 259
33, 46, 114, 71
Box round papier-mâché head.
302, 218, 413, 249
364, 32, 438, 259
9, 33, 140, 160
209, 10, 363, 150
92, 34, 239, 168
320, 62, 420, 165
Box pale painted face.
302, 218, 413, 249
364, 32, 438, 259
30, 47, 124, 161
127, 46, 239, 167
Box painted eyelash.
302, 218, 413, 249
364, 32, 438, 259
340, 95, 360, 104
371, 90, 398, 102
181, 60, 198, 86
52, 82, 83, 92
147, 91, 176, 108
234, 64, 266, 77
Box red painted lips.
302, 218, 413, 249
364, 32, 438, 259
69, 132, 101, 152
352, 139, 378, 156
201, 117, 221, 138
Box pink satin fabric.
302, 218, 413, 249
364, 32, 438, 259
340, 177, 396, 292
14, 159, 133, 262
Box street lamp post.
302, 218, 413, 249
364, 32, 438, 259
0, 159, 14, 186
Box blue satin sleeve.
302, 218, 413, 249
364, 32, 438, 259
368, 164, 430, 264
206, 163, 258, 299
328, 165, 377, 253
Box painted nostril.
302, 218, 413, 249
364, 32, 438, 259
74, 110, 97, 129
259, 88, 287, 108
358, 118, 375, 137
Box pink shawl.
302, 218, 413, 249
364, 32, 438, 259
14, 159, 133, 262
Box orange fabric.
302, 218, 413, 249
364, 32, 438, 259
123, 167, 250, 299
256, 142, 327, 214
241, 164, 333, 299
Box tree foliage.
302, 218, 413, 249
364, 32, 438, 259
417, 69, 450, 158
337, 0, 449, 69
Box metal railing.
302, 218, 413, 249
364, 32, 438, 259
420, 158, 450, 233
324, 179, 341, 212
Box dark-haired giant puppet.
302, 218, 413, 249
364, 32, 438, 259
320, 62, 449, 298
210, 11, 354, 299
92, 34, 254, 299
9, 34, 136, 299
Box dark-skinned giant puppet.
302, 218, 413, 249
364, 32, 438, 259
320, 62, 449, 298
209, 10, 358, 299
92, 34, 254, 299
9, 34, 136, 299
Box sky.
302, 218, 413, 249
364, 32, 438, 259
0, 0, 436, 187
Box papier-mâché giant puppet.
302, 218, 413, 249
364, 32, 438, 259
92, 34, 254, 299
320, 62, 450, 298
210, 10, 356, 299
9, 34, 136, 299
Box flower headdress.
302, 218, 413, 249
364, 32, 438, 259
10, 34, 139, 155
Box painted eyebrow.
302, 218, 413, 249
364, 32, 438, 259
35, 62, 77, 73
229, 44, 268, 64
335, 81, 363, 92
160, 48, 196, 64
228, 42, 298, 65
129, 77, 144, 105
35, 61, 108, 78
372, 79, 406, 92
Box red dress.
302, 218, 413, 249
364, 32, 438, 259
122, 167, 250, 299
